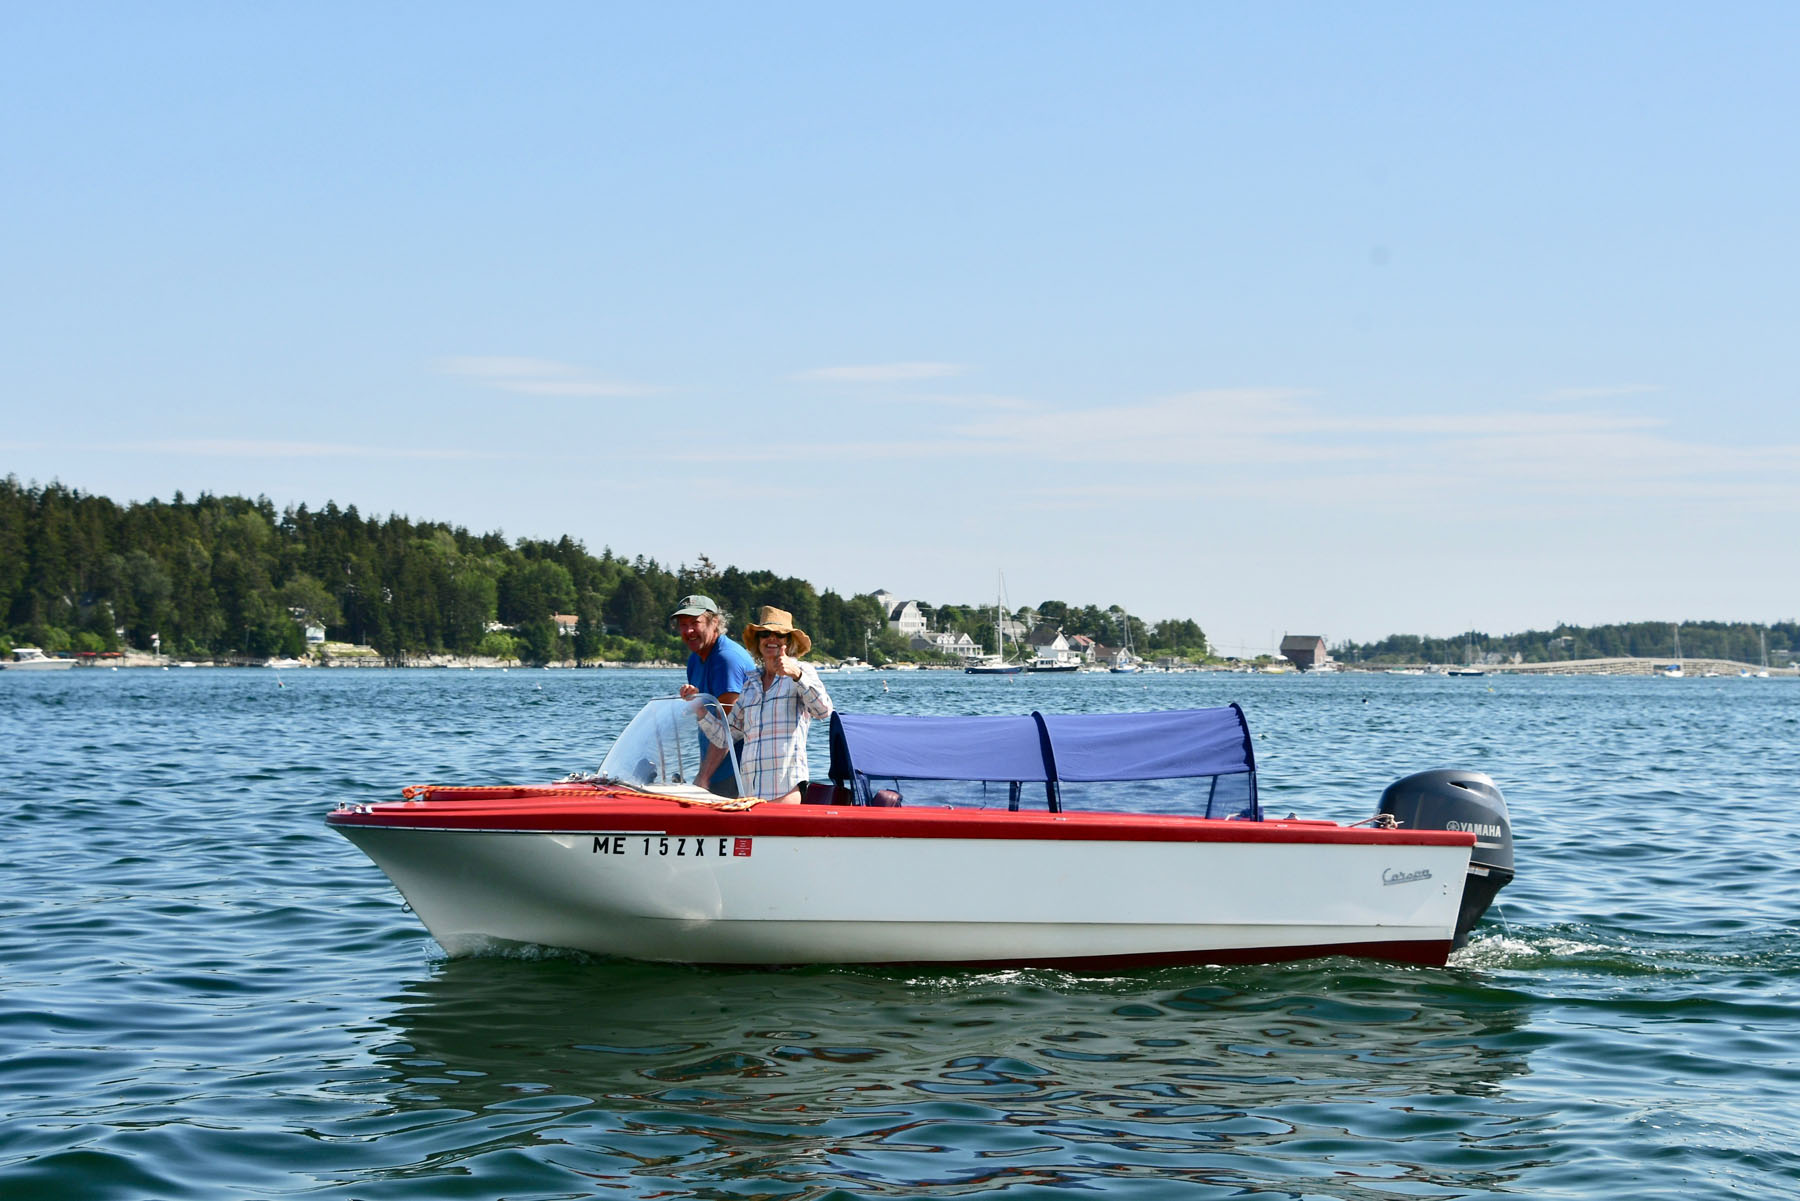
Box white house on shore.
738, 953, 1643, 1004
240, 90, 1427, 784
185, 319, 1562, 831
887, 599, 929, 638
910, 629, 981, 662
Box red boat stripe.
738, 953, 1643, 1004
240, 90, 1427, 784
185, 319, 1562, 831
328, 792, 1472, 847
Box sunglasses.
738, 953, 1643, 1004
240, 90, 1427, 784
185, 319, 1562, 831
759, 630, 790, 640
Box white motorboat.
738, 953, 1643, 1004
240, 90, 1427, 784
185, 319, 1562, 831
3, 647, 74, 670
328, 696, 1515, 969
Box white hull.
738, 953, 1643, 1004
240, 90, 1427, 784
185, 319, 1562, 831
336, 823, 1469, 966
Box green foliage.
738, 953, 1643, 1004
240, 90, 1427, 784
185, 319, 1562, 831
1334, 620, 1798, 666
475, 631, 519, 660
59, 476, 1799, 673
1143, 617, 1208, 658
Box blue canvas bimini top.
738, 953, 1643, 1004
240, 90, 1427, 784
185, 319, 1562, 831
827, 714, 1052, 782
827, 705, 1258, 818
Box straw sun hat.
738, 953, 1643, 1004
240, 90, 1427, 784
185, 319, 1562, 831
740, 606, 812, 657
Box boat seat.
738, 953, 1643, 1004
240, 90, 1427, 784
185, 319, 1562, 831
801, 781, 853, 806
800, 782, 901, 807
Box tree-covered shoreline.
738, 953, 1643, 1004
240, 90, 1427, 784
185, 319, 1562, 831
8, 478, 1790, 669
1334, 622, 1796, 669
0, 479, 1209, 665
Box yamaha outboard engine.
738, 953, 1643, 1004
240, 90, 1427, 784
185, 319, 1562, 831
1378, 770, 1514, 947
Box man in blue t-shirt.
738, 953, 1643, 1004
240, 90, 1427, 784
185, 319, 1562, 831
672, 594, 754, 797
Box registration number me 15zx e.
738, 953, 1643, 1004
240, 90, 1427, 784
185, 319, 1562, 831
591, 834, 753, 858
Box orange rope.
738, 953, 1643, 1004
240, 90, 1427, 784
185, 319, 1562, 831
671, 796, 766, 812
399, 783, 599, 800
396, 783, 759, 809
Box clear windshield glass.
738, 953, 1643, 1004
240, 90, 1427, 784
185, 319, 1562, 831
597, 694, 741, 794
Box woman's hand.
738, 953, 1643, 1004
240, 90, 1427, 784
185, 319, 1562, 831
679, 683, 699, 700
778, 653, 801, 680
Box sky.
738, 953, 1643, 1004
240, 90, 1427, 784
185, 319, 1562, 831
4, 4, 1797, 656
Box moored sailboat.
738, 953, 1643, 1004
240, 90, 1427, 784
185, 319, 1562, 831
966, 572, 1023, 674
1659, 625, 1684, 677
1109, 607, 1139, 672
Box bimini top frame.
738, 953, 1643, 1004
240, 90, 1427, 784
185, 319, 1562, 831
826, 704, 1259, 819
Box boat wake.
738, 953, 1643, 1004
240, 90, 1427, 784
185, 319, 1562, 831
1450, 922, 1800, 977
1449, 931, 1610, 970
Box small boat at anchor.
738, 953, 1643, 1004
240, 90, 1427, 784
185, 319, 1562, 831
967, 572, 1024, 674
327, 696, 1515, 969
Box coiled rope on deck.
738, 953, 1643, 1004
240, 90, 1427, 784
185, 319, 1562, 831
398, 783, 766, 811
671, 796, 766, 812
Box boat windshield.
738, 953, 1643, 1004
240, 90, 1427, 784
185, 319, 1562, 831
597, 694, 742, 795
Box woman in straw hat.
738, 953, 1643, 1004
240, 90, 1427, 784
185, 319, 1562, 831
720, 605, 834, 802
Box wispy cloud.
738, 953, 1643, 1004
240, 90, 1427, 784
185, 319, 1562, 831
95, 440, 501, 460
1542, 384, 1661, 403
792, 362, 967, 383
699, 386, 1798, 511
947, 389, 1682, 465
913, 391, 1035, 411
440, 356, 661, 397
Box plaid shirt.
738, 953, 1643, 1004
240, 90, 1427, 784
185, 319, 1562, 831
723, 662, 834, 799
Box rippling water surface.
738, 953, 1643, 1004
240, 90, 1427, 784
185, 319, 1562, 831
4, 668, 1797, 1198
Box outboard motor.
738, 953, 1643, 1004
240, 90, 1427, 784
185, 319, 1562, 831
1378, 770, 1514, 947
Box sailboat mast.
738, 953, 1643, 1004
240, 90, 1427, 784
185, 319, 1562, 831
994, 570, 1008, 661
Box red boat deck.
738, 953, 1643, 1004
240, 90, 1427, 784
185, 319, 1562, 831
329, 787, 1474, 848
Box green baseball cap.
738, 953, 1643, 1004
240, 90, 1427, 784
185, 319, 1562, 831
670, 594, 721, 619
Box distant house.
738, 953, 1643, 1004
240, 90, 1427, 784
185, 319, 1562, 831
1066, 633, 1098, 664
287, 606, 328, 645
1279, 634, 1329, 671
888, 600, 928, 637
911, 630, 980, 661
552, 613, 581, 637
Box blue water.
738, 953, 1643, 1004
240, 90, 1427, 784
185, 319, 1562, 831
3, 668, 1797, 1199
